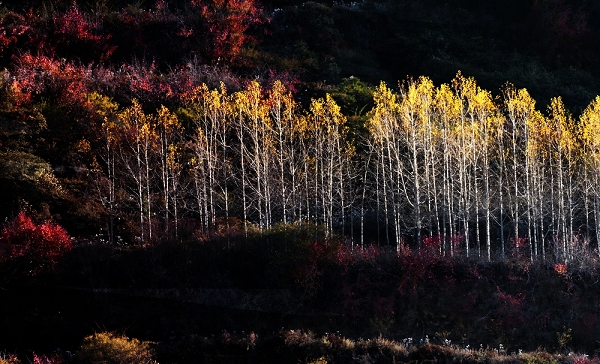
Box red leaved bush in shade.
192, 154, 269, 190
191, 0, 265, 62
52, 5, 116, 62
54, 6, 104, 43
0, 211, 72, 264
31, 353, 63, 364
0, 10, 47, 62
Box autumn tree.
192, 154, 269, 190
233, 81, 273, 229
580, 96, 600, 255
433, 82, 462, 255
267, 80, 299, 225
397, 77, 434, 248
459, 76, 505, 260
52, 4, 115, 62
86, 92, 120, 245
156, 105, 184, 239
117, 99, 157, 243
186, 82, 231, 233
547, 97, 579, 262
308, 94, 351, 237
368, 82, 403, 249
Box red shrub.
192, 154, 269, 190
191, 0, 265, 62
554, 263, 568, 276
494, 286, 527, 329
0, 212, 72, 264
0, 11, 45, 59
12, 53, 94, 107
31, 353, 63, 364
53, 5, 115, 62
54, 6, 102, 43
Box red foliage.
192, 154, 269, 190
0, 212, 72, 264
293, 240, 346, 295
31, 353, 63, 364
54, 6, 103, 43
0, 13, 29, 53
11, 54, 172, 108
336, 243, 380, 273
554, 263, 568, 276
397, 252, 436, 295
530, 0, 595, 67
265, 69, 300, 94
116, 60, 175, 102
494, 286, 527, 329
53, 5, 116, 62
422, 234, 442, 252
0, 11, 45, 59
12, 53, 94, 107
10, 50, 244, 111
191, 0, 265, 62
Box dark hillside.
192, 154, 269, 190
1, 1, 600, 362
1, 231, 600, 361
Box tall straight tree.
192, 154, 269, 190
234, 81, 273, 229
580, 96, 600, 254
267, 80, 297, 224
118, 99, 157, 242
434, 83, 462, 255
186, 83, 232, 233
547, 97, 579, 262
368, 82, 403, 249
156, 105, 183, 239
397, 76, 435, 247
523, 101, 548, 260
461, 80, 504, 260
502, 86, 534, 249
453, 74, 480, 257
308, 94, 349, 236
87, 92, 120, 245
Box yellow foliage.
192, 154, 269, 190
119, 99, 150, 131
368, 82, 399, 144
157, 105, 180, 131
548, 96, 578, 154
580, 96, 600, 151
434, 83, 462, 129
86, 92, 119, 120
0, 353, 20, 364
399, 76, 434, 137
309, 94, 348, 145
77, 332, 157, 364
307, 356, 328, 364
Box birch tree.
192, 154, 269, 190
368, 82, 404, 249
156, 105, 183, 239
580, 96, 600, 254
88, 92, 120, 245
118, 99, 157, 242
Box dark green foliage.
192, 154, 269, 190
330, 77, 373, 117
0, 151, 62, 219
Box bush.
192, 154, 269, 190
31, 353, 64, 364
76, 332, 157, 364
0, 353, 19, 364
0, 211, 72, 265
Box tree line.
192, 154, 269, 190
77, 72, 600, 262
